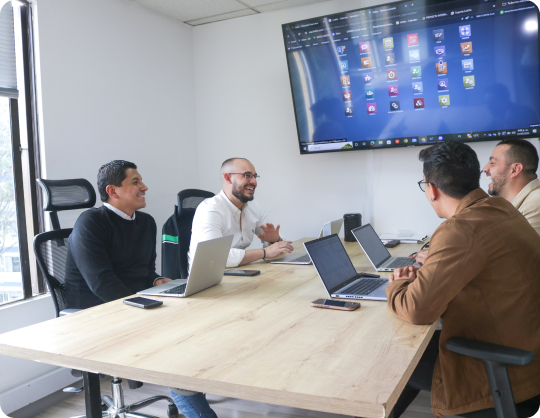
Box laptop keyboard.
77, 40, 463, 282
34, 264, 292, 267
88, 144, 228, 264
160, 284, 187, 295
386, 258, 415, 269
343, 278, 387, 295
291, 254, 311, 263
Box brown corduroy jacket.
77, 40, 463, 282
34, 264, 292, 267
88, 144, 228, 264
386, 188, 540, 417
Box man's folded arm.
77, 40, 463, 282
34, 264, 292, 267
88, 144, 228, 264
69, 220, 133, 302
386, 221, 487, 325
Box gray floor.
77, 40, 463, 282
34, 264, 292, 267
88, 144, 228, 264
22, 377, 462, 418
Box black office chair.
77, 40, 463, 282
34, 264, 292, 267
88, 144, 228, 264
447, 338, 540, 418
163, 189, 215, 280
33, 228, 179, 418
37, 178, 97, 231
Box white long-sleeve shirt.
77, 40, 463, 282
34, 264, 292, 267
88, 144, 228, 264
188, 190, 269, 271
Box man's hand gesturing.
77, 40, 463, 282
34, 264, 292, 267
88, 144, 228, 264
265, 240, 294, 258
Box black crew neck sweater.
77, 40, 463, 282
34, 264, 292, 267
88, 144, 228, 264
65, 206, 159, 309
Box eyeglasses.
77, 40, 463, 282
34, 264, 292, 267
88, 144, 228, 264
418, 179, 429, 192
229, 172, 260, 181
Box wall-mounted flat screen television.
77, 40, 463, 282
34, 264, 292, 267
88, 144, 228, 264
282, 0, 540, 154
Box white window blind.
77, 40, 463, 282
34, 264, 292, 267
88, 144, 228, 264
0, 2, 17, 98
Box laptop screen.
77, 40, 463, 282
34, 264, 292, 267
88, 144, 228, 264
305, 235, 357, 292
352, 225, 391, 267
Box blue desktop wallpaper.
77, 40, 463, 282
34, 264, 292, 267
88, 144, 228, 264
286, 8, 540, 146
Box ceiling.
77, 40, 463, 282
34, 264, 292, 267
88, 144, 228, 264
130, 0, 332, 26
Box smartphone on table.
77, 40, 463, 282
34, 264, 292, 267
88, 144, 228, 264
123, 297, 163, 309
224, 270, 260, 276
311, 299, 361, 311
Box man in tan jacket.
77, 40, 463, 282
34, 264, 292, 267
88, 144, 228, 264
414, 138, 540, 267
483, 138, 540, 235
386, 142, 540, 417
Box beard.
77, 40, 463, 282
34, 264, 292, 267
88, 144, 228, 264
488, 174, 508, 196
232, 183, 254, 203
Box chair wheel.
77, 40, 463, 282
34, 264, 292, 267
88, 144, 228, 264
101, 402, 108, 412
167, 403, 180, 418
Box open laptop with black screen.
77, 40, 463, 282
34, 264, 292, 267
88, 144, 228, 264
352, 224, 417, 272
304, 234, 388, 300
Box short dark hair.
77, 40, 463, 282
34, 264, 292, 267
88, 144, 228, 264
497, 138, 539, 179
418, 142, 480, 199
97, 160, 137, 202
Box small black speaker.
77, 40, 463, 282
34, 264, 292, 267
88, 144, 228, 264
344, 213, 362, 242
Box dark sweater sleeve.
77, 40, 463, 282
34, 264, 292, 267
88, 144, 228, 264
69, 212, 134, 302
147, 217, 160, 283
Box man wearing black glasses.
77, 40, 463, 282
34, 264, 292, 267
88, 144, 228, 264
170, 158, 294, 418
187, 157, 294, 273
385, 142, 540, 418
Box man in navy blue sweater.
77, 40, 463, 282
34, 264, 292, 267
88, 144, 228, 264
65, 160, 218, 418
65, 160, 171, 309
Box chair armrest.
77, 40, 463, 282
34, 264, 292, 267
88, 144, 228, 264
60, 309, 83, 316
446, 337, 534, 366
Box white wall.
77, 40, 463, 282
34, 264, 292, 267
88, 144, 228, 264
192, 0, 539, 242
35, 0, 198, 266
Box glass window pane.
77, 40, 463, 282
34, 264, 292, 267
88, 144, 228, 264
0, 97, 23, 304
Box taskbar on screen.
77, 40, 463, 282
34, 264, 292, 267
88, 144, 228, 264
300, 126, 539, 154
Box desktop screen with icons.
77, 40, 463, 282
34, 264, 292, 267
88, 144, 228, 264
282, 0, 539, 154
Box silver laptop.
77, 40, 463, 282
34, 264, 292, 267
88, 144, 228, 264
304, 234, 388, 300
271, 219, 344, 265
137, 235, 233, 298
352, 224, 418, 272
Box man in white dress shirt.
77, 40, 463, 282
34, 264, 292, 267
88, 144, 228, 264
170, 158, 294, 417
188, 157, 294, 272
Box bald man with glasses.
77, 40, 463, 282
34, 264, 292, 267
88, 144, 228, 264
187, 157, 294, 273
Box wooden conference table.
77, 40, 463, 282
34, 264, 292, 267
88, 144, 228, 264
0, 238, 438, 418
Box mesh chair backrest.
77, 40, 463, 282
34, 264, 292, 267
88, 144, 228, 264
33, 229, 72, 317
177, 189, 216, 216
176, 189, 215, 279
37, 179, 96, 212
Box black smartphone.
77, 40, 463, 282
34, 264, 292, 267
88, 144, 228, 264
311, 299, 361, 311
224, 270, 260, 276
123, 297, 163, 309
